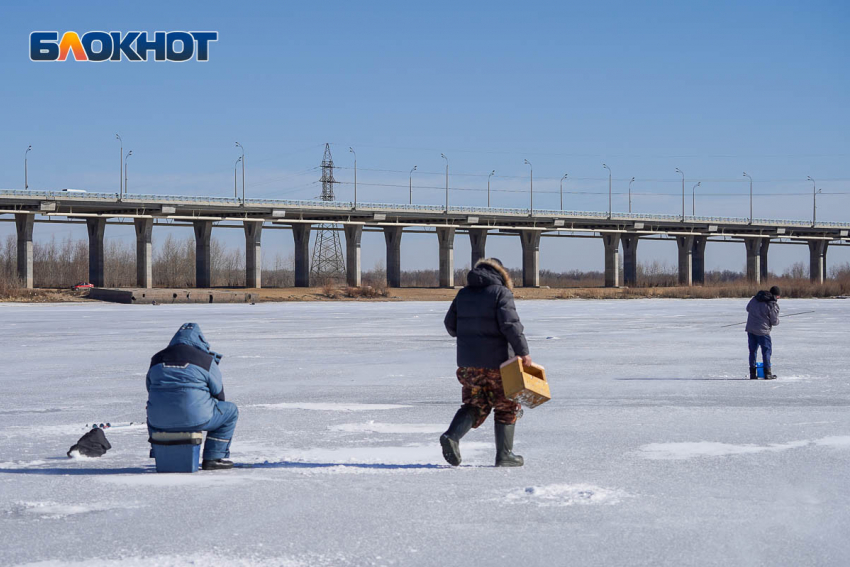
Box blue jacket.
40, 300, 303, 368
146, 323, 225, 429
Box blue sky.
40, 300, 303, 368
1, 0, 848, 273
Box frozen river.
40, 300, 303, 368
0, 299, 848, 567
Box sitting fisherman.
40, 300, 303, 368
146, 323, 238, 470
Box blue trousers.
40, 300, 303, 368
748, 333, 772, 369
149, 401, 239, 461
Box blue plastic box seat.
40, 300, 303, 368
756, 362, 765, 378
151, 431, 203, 473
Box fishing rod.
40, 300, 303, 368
720, 310, 816, 328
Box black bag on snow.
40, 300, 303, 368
67, 427, 112, 458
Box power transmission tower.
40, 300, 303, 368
310, 144, 346, 284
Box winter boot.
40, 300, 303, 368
749, 367, 758, 380
201, 459, 234, 471
763, 367, 776, 380
494, 422, 524, 467
439, 406, 477, 466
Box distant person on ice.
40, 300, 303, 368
146, 323, 238, 470
442, 258, 530, 467
746, 286, 781, 380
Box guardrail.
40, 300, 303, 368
2, 189, 849, 229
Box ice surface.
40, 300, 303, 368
0, 299, 848, 566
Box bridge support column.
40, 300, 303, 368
807, 239, 828, 283
603, 234, 621, 288
676, 235, 694, 286
469, 228, 488, 267
744, 238, 761, 284
244, 221, 263, 289
344, 224, 363, 287
520, 230, 541, 288
621, 234, 639, 287
15, 213, 34, 289
437, 227, 456, 288
86, 218, 106, 288
692, 236, 707, 285
292, 224, 312, 287
759, 239, 770, 282
134, 218, 153, 289
384, 226, 403, 288
193, 220, 213, 288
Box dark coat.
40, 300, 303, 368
444, 259, 530, 369
746, 290, 780, 336
67, 428, 111, 458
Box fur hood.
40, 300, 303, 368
469, 258, 514, 291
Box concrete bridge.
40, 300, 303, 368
2, 189, 848, 290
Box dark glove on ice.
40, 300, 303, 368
67, 427, 112, 458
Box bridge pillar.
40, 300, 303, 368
807, 239, 828, 283
344, 224, 363, 287
244, 221, 263, 289
692, 236, 707, 285
437, 227, 456, 288
520, 230, 541, 288
759, 239, 770, 282
469, 228, 488, 267
744, 238, 761, 284
603, 233, 621, 288
86, 218, 106, 288
14, 213, 34, 289
193, 220, 213, 288
384, 226, 403, 288
621, 234, 639, 287
676, 235, 694, 286
134, 218, 153, 289
292, 224, 312, 287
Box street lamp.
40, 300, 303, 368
808, 176, 821, 226
235, 142, 245, 204
349, 147, 357, 208
560, 173, 568, 211
115, 134, 123, 197
628, 177, 635, 213
524, 159, 533, 215
124, 150, 132, 194
441, 153, 449, 212
675, 168, 685, 220
488, 170, 495, 208
743, 172, 753, 223
602, 163, 612, 219
234, 157, 242, 199
408, 165, 417, 204
692, 182, 701, 216
25, 145, 32, 190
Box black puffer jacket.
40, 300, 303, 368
444, 259, 530, 369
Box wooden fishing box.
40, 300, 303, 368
499, 357, 551, 408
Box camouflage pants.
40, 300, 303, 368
456, 367, 520, 427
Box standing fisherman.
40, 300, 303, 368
442, 258, 531, 467
746, 286, 781, 380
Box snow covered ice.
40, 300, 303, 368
0, 299, 848, 566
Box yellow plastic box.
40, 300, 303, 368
499, 357, 551, 408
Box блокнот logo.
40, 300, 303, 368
30, 31, 218, 62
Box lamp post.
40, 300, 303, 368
441, 153, 449, 212
560, 173, 568, 211
808, 176, 820, 226
523, 159, 533, 215
488, 170, 495, 208
124, 151, 132, 194
25, 145, 32, 190
235, 142, 245, 204
692, 182, 700, 216
628, 177, 635, 213
675, 168, 685, 220
602, 163, 612, 219
408, 165, 417, 204
234, 157, 242, 199
349, 147, 357, 208
115, 134, 123, 197
743, 172, 753, 223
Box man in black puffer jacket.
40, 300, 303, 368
746, 285, 781, 380
441, 258, 531, 467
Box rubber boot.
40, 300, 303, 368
439, 406, 476, 466
202, 459, 234, 471
764, 367, 776, 380
749, 367, 757, 380
494, 422, 523, 467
